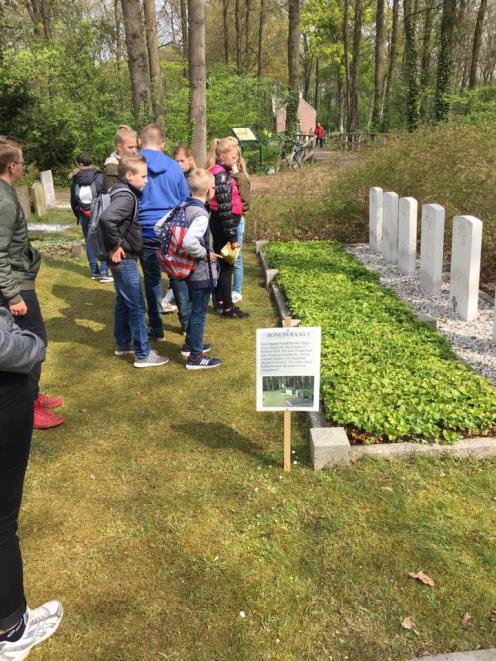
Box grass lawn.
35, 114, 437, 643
22, 232, 496, 659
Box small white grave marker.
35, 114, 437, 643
398, 197, 417, 275
420, 203, 445, 296
369, 187, 383, 252
450, 215, 483, 321
40, 170, 56, 208
382, 192, 399, 262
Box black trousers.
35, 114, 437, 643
2, 290, 47, 401
210, 213, 239, 310
0, 372, 33, 631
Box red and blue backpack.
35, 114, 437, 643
154, 202, 197, 280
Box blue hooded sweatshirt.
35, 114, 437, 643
139, 149, 190, 239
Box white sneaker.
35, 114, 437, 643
99, 275, 114, 283
0, 601, 63, 661
232, 292, 242, 304
161, 302, 178, 314
134, 352, 169, 368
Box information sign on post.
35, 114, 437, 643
230, 127, 263, 171
256, 325, 321, 471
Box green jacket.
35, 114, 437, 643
0, 179, 41, 304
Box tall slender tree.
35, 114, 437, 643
342, 0, 351, 127
235, 0, 242, 73
419, 0, 434, 119
348, 0, 363, 133
223, 0, 230, 64
403, 0, 420, 131
180, 0, 189, 59
371, 0, 385, 128
143, 0, 165, 127
381, 0, 399, 129
120, 0, 151, 124
286, 0, 301, 135
468, 0, 488, 89
244, 0, 252, 71
257, 0, 266, 77
188, 0, 207, 165
435, 0, 457, 121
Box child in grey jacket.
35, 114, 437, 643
181, 169, 222, 370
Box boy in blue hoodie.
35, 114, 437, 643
138, 124, 189, 341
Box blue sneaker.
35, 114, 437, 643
185, 353, 222, 370
181, 343, 212, 358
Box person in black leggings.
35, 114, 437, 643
0, 308, 63, 658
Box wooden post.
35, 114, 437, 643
282, 316, 292, 472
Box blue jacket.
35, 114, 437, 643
139, 149, 189, 239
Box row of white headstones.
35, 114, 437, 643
368, 187, 495, 339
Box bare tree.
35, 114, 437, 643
257, 0, 266, 77
188, 0, 207, 165
371, 0, 385, 127
468, 0, 488, 89
180, 0, 189, 59
143, 0, 165, 127
120, 0, 151, 124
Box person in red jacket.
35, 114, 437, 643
315, 123, 325, 148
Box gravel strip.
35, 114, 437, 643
346, 244, 496, 384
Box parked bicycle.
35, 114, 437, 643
275, 139, 307, 172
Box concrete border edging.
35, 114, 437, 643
255, 240, 496, 470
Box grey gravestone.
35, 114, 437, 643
369, 187, 383, 252
398, 196, 417, 275
450, 215, 482, 321
40, 170, 56, 208
31, 182, 47, 217
420, 203, 444, 296
382, 192, 399, 262
16, 185, 32, 219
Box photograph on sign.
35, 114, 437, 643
232, 127, 257, 142
256, 327, 321, 411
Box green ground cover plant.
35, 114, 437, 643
265, 240, 496, 443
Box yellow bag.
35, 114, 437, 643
220, 242, 240, 265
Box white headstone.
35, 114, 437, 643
449, 215, 482, 321
420, 203, 445, 296
40, 170, 56, 208
16, 185, 32, 219
382, 192, 399, 262
398, 197, 417, 275
369, 187, 383, 252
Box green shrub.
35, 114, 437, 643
265, 240, 496, 443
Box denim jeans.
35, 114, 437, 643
170, 278, 191, 333
139, 238, 164, 333
186, 286, 211, 358
79, 212, 108, 277
0, 373, 32, 631
233, 215, 245, 295
109, 258, 151, 358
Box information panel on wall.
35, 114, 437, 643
256, 327, 321, 412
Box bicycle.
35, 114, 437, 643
275, 139, 306, 172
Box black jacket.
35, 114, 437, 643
213, 169, 238, 242
70, 167, 105, 218
100, 178, 143, 256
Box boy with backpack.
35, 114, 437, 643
70, 153, 112, 282
156, 169, 221, 370
99, 155, 168, 368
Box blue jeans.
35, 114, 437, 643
139, 238, 163, 333
185, 286, 211, 358
109, 258, 151, 359
79, 212, 108, 277
170, 278, 191, 333
233, 215, 245, 295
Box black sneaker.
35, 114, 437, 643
223, 307, 249, 319
186, 352, 222, 370
181, 343, 213, 358
148, 328, 165, 342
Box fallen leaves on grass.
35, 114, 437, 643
401, 617, 419, 635
461, 612, 471, 628
408, 571, 435, 586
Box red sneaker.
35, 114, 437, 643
37, 393, 64, 409
34, 401, 65, 429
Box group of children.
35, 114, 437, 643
71, 124, 251, 371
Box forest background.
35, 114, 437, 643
0, 0, 495, 178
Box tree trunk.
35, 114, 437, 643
468, 0, 488, 89
381, 0, 399, 130
314, 57, 320, 110
223, 0, 230, 64
403, 0, 419, 131
419, 0, 434, 119
286, 0, 301, 135
348, 0, 363, 133
120, 0, 151, 125
180, 0, 189, 60
143, 0, 165, 127
244, 0, 252, 72
434, 0, 457, 122
336, 64, 344, 132
115, 0, 123, 71
235, 0, 242, 73
25, 0, 51, 39
257, 0, 266, 77
342, 0, 351, 128
188, 0, 207, 165
371, 0, 385, 128
303, 35, 312, 100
